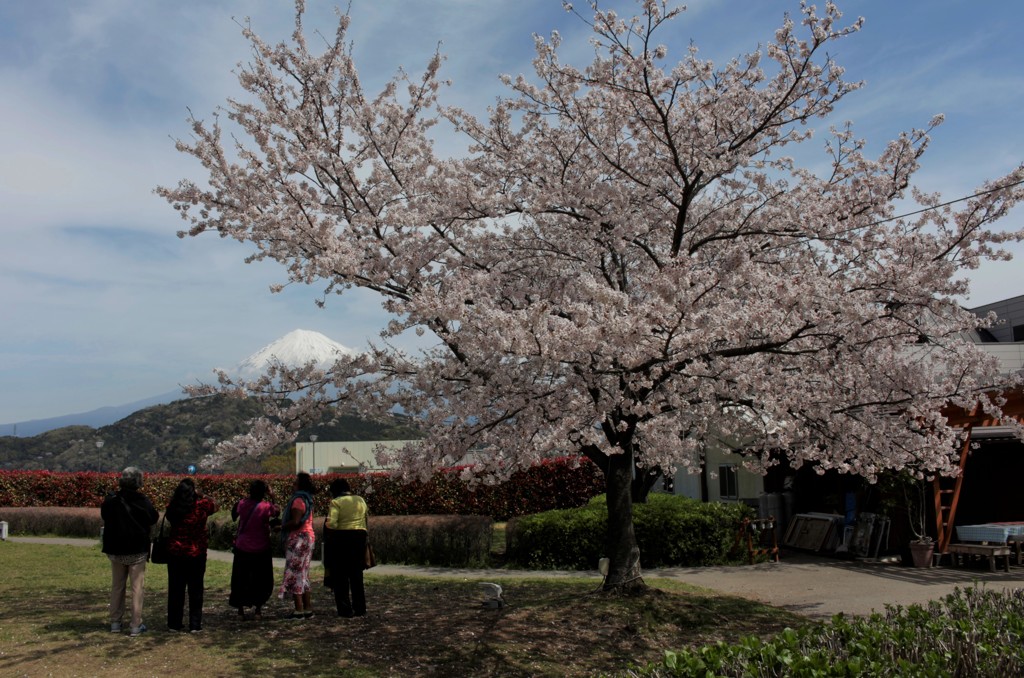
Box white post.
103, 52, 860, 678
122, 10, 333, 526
310, 434, 318, 474
0, 521, 8, 541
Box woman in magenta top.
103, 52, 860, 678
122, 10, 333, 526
165, 477, 217, 633
228, 479, 280, 620
278, 472, 316, 619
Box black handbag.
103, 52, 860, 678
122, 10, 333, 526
150, 515, 169, 564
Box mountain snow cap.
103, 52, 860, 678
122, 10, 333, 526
234, 329, 358, 377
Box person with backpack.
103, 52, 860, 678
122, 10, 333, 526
100, 466, 159, 637
278, 472, 316, 619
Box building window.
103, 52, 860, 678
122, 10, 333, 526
1013, 324, 1024, 342
719, 464, 739, 500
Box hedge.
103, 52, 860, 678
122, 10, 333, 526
0, 506, 104, 538
505, 494, 754, 569
0, 457, 603, 520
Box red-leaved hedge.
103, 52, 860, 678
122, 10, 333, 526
0, 458, 604, 521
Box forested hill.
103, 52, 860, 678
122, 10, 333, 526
0, 394, 420, 473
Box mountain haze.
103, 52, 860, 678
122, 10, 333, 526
0, 395, 421, 473
0, 390, 182, 438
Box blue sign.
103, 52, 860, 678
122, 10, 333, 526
186, 464, 197, 475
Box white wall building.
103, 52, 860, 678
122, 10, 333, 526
668, 294, 1024, 506
294, 440, 418, 474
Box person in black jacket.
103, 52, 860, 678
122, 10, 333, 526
101, 466, 158, 636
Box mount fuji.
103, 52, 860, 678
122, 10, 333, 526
2, 329, 359, 436
233, 329, 358, 378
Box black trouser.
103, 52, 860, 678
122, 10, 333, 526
326, 530, 367, 616
167, 554, 207, 631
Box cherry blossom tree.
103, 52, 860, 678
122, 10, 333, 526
160, 0, 1024, 590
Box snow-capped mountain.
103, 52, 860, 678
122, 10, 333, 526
234, 329, 358, 378
1, 329, 358, 436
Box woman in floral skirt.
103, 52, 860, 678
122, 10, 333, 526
278, 472, 316, 619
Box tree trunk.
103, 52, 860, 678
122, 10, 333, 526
603, 450, 646, 592
631, 463, 663, 503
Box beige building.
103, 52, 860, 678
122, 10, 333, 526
669, 294, 1024, 528
294, 440, 418, 474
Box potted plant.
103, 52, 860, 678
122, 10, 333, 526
902, 475, 935, 567
879, 470, 934, 567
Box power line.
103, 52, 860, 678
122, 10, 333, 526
868, 177, 1024, 227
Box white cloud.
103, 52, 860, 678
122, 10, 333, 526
2, 0, 1023, 422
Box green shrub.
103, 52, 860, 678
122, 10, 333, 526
2, 506, 494, 568
505, 494, 753, 570
633, 494, 752, 568
206, 509, 246, 553
370, 515, 494, 567
209, 512, 494, 567
506, 502, 607, 569
632, 585, 1024, 677
0, 507, 103, 538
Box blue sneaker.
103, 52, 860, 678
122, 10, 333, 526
129, 624, 147, 637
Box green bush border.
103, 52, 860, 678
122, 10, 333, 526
635, 586, 1024, 677
505, 494, 754, 569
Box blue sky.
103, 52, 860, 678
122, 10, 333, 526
2, 0, 1023, 424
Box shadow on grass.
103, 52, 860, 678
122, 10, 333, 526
0, 543, 805, 677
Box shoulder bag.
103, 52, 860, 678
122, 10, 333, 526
150, 514, 169, 564
364, 541, 377, 569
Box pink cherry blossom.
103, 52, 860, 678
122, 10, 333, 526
159, 0, 1024, 589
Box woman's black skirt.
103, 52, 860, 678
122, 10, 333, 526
228, 548, 274, 609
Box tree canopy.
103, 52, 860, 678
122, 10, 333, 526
160, 0, 1024, 588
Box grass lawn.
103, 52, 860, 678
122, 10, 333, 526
0, 542, 806, 677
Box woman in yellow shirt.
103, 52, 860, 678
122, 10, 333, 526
323, 478, 369, 617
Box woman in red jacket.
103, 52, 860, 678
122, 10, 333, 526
165, 478, 217, 633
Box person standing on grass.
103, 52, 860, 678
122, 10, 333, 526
323, 477, 369, 618
228, 479, 281, 621
278, 472, 316, 619
164, 477, 216, 633
323, 481, 372, 618
101, 466, 159, 637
